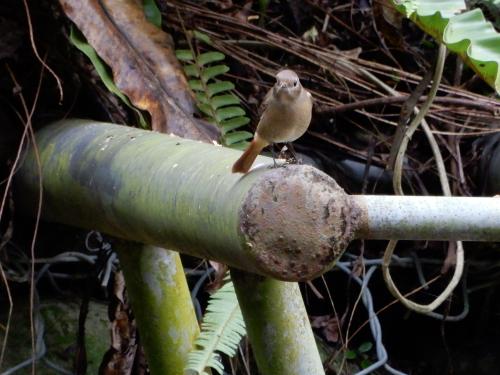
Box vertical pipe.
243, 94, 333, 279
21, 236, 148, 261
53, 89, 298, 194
116, 243, 199, 375
231, 270, 325, 375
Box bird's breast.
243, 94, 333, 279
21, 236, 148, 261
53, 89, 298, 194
256, 93, 312, 143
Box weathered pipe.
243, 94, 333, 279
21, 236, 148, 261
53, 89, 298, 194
15, 120, 500, 281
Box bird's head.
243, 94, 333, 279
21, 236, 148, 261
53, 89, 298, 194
273, 69, 302, 102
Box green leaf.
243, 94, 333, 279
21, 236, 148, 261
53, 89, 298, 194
193, 30, 213, 45
185, 278, 246, 375
390, 0, 500, 93
229, 140, 251, 150
223, 130, 253, 145
197, 51, 225, 66
188, 79, 203, 91
358, 341, 373, 353
360, 358, 372, 369
207, 81, 235, 96
143, 0, 161, 28
216, 106, 245, 122
202, 65, 230, 82
210, 94, 240, 109
345, 350, 357, 360
184, 64, 199, 78
220, 117, 250, 134
197, 103, 213, 117
69, 26, 148, 128
196, 92, 209, 104
176, 49, 194, 62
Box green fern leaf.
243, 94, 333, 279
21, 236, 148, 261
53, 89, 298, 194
176, 31, 252, 149
230, 140, 251, 150
185, 280, 246, 375
207, 81, 235, 96
202, 65, 230, 82
197, 51, 225, 66
188, 79, 203, 91
195, 92, 209, 104
210, 94, 240, 109
224, 130, 254, 145
176, 49, 194, 62
193, 30, 213, 45
221, 117, 251, 134
184, 64, 199, 78
197, 103, 213, 117
216, 106, 246, 122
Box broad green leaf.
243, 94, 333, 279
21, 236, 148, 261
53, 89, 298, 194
345, 350, 357, 360
223, 130, 253, 145
69, 27, 148, 128
210, 94, 240, 109
176, 49, 194, 62
184, 64, 199, 78
216, 106, 245, 122
197, 51, 225, 66
391, 0, 500, 93
361, 359, 372, 369
202, 65, 230, 82
207, 81, 235, 96
188, 79, 203, 91
221, 116, 250, 134
143, 0, 161, 28
358, 341, 373, 353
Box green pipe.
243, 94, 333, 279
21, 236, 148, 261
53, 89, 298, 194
117, 243, 199, 374
232, 270, 325, 375
16, 119, 354, 281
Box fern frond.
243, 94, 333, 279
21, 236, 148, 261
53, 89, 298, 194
176, 31, 253, 149
185, 280, 246, 375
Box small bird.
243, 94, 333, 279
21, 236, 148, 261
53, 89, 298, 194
231, 69, 313, 174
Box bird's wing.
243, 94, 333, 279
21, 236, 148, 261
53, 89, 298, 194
258, 86, 274, 116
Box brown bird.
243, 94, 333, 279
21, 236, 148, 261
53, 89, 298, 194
231, 69, 313, 174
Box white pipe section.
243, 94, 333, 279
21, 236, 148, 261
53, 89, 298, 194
353, 195, 500, 241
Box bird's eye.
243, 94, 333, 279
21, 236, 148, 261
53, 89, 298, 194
293, 80, 298, 87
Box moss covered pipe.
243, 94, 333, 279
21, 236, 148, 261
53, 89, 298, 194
16, 119, 354, 281
116, 243, 199, 375
231, 270, 325, 375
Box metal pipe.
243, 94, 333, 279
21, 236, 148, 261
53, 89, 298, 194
353, 195, 500, 241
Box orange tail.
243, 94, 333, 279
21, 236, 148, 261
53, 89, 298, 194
232, 137, 268, 173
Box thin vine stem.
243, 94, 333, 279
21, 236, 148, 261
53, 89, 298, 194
360, 44, 464, 314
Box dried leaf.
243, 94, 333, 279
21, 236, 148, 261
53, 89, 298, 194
311, 315, 341, 343
60, 0, 215, 140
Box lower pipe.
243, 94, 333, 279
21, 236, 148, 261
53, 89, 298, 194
231, 270, 325, 375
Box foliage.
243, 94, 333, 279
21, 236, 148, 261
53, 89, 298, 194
185, 278, 246, 375
391, 0, 500, 94
345, 341, 373, 370
176, 32, 253, 150
69, 27, 149, 128
143, 0, 161, 28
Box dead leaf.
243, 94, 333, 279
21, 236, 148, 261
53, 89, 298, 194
59, 0, 215, 140
311, 315, 341, 343
99, 271, 138, 374
372, 0, 405, 48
